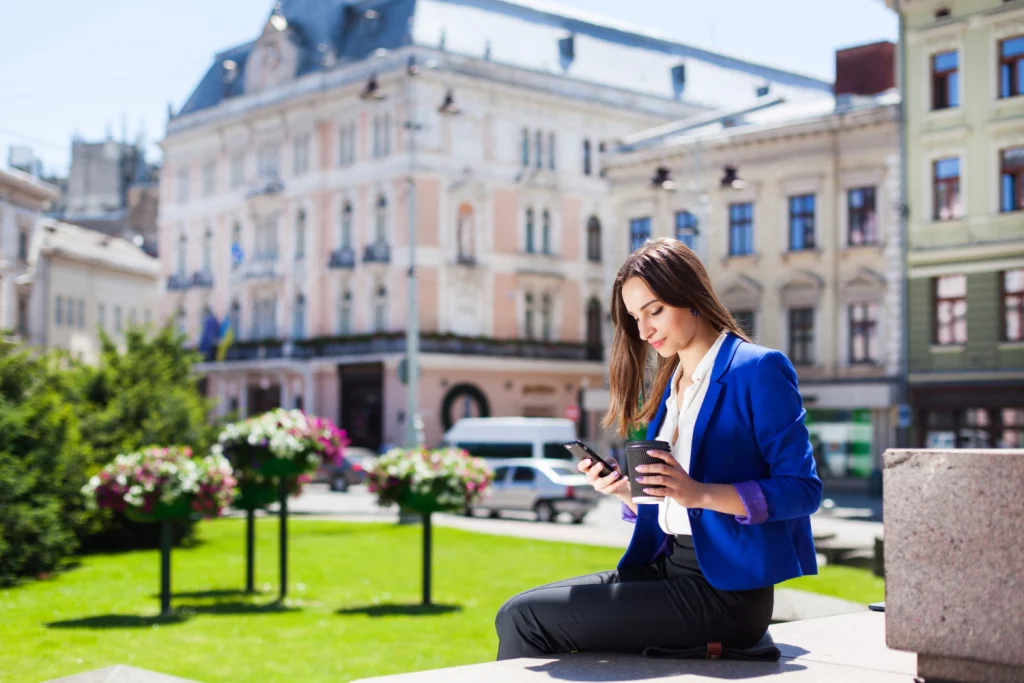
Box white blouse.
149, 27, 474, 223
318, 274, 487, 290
654, 331, 729, 536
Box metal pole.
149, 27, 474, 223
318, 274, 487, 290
896, 7, 911, 450
160, 519, 172, 615
405, 63, 423, 448
245, 508, 255, 593
278, 478, 288, 601
422, 511, 432, 605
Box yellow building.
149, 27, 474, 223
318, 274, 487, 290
887, 0, 1024, 448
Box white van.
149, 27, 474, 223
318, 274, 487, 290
442, 417, 577, 461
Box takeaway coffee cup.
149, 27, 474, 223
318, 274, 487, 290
625, 440, 671, 504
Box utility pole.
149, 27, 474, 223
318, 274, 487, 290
404, 57, 424, 448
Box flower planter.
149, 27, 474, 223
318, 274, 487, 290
234, 481, 280, 511
124, 497, 195, 524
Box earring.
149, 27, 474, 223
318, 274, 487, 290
691, 308, 699, 317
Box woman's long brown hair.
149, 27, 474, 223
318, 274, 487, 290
601, 238, 751, 437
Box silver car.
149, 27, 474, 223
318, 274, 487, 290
469, 458, 600, 523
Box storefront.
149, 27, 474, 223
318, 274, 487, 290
911, 382, 1024, 449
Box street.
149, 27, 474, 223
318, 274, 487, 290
282, 484, 883, 554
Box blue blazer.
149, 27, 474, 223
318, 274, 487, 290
618, 332, 822, 591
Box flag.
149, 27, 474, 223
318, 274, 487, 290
199, 311, 221, 361
215, 315, 234, 362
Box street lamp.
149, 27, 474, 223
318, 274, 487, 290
402, 55, 460, 448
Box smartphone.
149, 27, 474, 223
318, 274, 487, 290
563, 440, 617, 478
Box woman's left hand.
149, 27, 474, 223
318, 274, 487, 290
635, 450, 707, 508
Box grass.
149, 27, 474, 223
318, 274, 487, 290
0, 519, 884, 683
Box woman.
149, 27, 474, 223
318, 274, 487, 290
495, 238, 821, 660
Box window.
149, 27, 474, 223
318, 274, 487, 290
176, 168, 189, 203
732, 310, 756, 339
524, 292, 535, 339
789, 194, 816, 251
582, 138, 592, 176
338, 123, 355, 166
534, 131, 542, 169
176, 232, 188, 276
17, 226, 29, 261
373, 285, 387, 333
931, 50, 959, 110
1002, 269, 1024, 342
541, 209, 552, 254
230, 152, 245, 189
541, 293, 553, 341
202, 161, 216, 197
586, 216, 601, 262
15, 296, 27, 335
512, 467, 536, 483
55, 295, 63, 326
175, 309, 186, 336
77, 299, 84, 329
933, 157, 962, 220
728, 202, 754, 256
115, 306, 123, 333
375, 195, 387, 243
848, 187, 878, 245
1000, 147, 1024, 213
674, 211, 698, 249
293, 132, 310, 175
231, 222, 242, 269
849, 302, 879, 364
521, 128, 530, 166
934, 274, 967, 345
128, 308, 136, 328
255, 215, 279, 261
340, 201, 353, 248
788, 308, 815, 365
629, 217, 651, 253
548, 132, 556, 170
460, 444, 532, 460
999, 35, 1024, 99
295, 210, 306, 260
456, 203, 475, 259
382, 114, 390, 156
338, 290, 352, 335
202, 226, 213, 273
293, 294, 306, 339
257, 143, 280, 180
229, 300, 241, 337
525, 208, 535, 253
373, 115, 391, 158
98, 303, 106, 331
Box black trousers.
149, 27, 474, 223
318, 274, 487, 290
495, 536, 774, 660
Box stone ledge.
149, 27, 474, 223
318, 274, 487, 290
353, 612, 916, 683
44, 666, 202, 683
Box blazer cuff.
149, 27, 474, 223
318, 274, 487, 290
733, 481, 768, 525
621, 501, 638, 523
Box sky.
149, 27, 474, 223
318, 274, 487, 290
0, 0, 897, 176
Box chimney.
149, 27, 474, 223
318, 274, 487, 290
834, 41, 896, 97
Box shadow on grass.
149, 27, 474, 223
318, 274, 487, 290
152, 588, 250, 599
46, 600, 299, 629
336, 603, 462, 618
46, 613, 190, 629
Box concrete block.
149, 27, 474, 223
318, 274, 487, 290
353, 612, 916, 683
45, 666, 202, 683
883, 449, 1024, 673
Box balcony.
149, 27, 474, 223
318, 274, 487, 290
167, 273, 191, 291
328, 247, 356, 270
221, 338, 285, 362
245, 171, 284, 199
455, 253, 478, 266
241, 257, 283, 282
191, 270, 214, 289
363, 242, 391, 264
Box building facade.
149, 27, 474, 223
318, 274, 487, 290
159, 0, 833, 451
602, 46, 903, 481
22, 220, 160, 364
888, 0, 1024, 449
0, 167, 60, 340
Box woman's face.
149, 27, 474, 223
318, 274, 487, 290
621, 276, 700, 358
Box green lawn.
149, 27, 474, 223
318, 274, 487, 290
0, 519, 883, 683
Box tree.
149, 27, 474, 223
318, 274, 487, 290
0, 342, 85, 585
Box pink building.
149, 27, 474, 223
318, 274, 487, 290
159, 1, 832, 451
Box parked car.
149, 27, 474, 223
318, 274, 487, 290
325, 447, 377, 492
468, 458, 600, 523
442, 417, 578, 461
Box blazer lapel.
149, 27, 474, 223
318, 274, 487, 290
689, 334, 742, 475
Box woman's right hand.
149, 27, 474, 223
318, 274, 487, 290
577, 459, 632, 503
